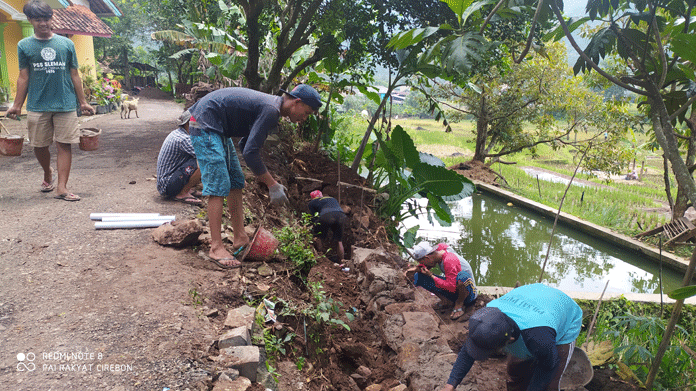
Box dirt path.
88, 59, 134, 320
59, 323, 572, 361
0, 98, 221, 390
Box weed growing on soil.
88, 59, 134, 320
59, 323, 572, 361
305, 281, 353, 331
274, 213, 316, 276
188, 288, 203, 308
264, 331, 295, 356
577, 298, 696, 389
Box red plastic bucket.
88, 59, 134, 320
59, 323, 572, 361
245, 227, 279, 261
79, 128, 101, 151
0, 135, 24, 156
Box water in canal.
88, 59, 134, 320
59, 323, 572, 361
402, 192, 684, 294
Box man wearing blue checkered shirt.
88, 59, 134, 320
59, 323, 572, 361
156, 110, 201, 205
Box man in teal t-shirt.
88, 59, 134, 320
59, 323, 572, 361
440, 283, 583, 391
6, 0, 94, 201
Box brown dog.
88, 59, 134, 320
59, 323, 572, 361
120, 97, 139, 119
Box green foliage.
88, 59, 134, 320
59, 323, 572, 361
365, 125, 474, 243
304, 281, 353, 331
274, 213, 316, 276
264, 329, 295, 357
265, 361, 280, 383
577, 298, 696, 390
150, 2, 247, 88
669, 285, 696, 300
188, 288, 203, 307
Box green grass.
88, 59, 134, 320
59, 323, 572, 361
498, 164, 669, 235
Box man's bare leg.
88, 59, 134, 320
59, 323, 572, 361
227, 189, 249, 249
207, 195, 239, 266
176, 168, 201, 199
55, 142, 72, 195
34, 146, 52, 184
337, 241, 345, 262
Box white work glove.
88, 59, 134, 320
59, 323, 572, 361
269, 183, 289, 205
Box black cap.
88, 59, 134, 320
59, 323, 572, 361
464, 307, 520, 360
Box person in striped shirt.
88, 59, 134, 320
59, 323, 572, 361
156, 110, 201, 205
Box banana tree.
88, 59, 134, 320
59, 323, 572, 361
366, 125, 475, 244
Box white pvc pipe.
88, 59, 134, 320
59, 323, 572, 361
90, 213, 162, 221
94, 220, 173, 229
101, 215, 175, 222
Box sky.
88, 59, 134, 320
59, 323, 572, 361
564, 0, 588, 17
559, 0, 593, 66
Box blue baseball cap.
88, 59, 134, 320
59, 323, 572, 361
280, 84, 322, 111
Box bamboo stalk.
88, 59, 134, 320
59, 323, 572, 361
539, 145, 590, 282
584, 280, 610, 347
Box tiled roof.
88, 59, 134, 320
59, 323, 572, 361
87, 0, 122, 17
52, 5, 113, 37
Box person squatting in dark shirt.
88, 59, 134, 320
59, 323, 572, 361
308, 190, 346, 263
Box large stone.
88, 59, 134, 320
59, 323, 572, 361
217, 345, 260, 382
402, 311, 439, 342
349, 246, 387, 270
224, 305, 257, 329
218, 326, 250, 349
381, 313, 406, 351
405, 352, 459, 391
152, 219, 204, 247
211, 375, 251, 391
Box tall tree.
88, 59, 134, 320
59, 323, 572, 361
238, 0, 386, 93
95, 0, 150, 89
427, 42, 634, 169
544, 0, 696, 387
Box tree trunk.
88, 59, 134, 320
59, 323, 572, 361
122, 48, 131, 90
241, 1, 263, 91
664, 154, 675, 216
350, 82, 400, 173
472, 92, 488, 163
672, 110, 696, 219
167, 71, 174, 96
645, 88, 696, 390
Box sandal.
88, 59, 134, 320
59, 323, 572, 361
173, 195, 202, 205
199, 251, 241, 269
450, 308, 465, 320
232, 244, 247, 257
40, 168, 55, 192
40, 180, 55, 192
55, 193, 80, 201
210, 257, 241, 269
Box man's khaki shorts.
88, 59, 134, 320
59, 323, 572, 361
27, 111, 79, 147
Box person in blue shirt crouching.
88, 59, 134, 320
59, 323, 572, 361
440, 283, 583, 391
